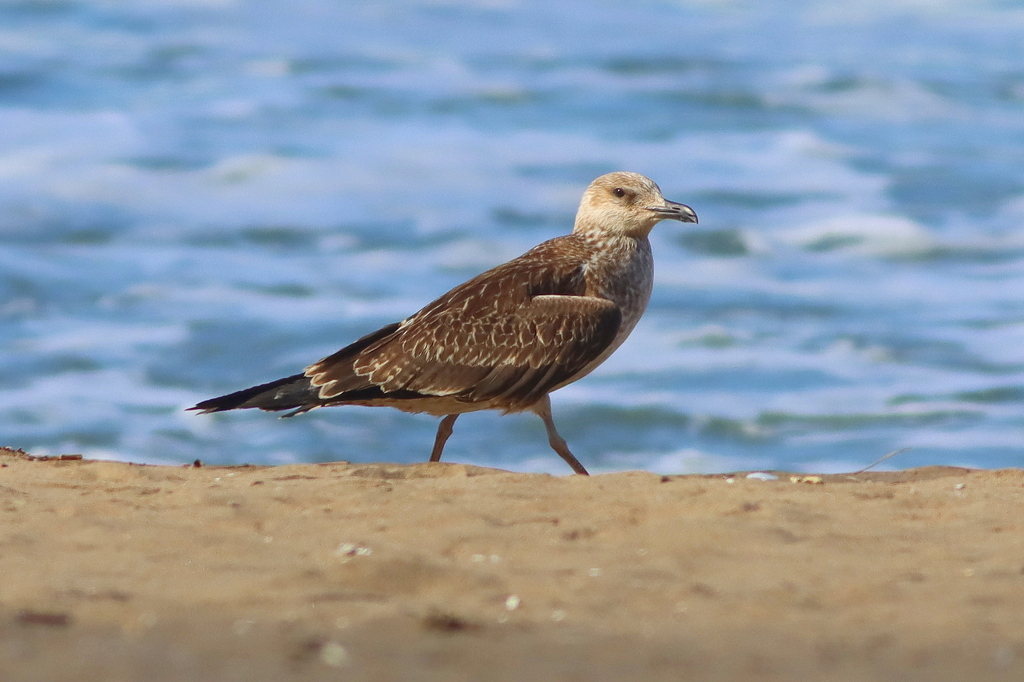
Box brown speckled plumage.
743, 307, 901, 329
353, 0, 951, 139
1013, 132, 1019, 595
190, 172, 697, 474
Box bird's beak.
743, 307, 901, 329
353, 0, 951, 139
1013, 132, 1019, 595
647, 200, 698, 224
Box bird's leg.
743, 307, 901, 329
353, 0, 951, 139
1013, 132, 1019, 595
429, 414, 459, 462
533, 396, 589, 475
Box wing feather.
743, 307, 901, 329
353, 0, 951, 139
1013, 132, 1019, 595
305, 235, 622, 408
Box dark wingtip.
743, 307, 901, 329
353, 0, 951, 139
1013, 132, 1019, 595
188, 374, 313, 414
187, 396, 244, 414
186, 401, 223, 414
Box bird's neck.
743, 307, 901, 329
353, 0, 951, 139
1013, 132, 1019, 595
572, 206, 656, 239
572, 227, 647, 255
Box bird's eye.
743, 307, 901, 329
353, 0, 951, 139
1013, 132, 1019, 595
613, 187, 626, 198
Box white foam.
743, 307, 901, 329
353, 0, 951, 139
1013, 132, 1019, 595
16, 323, 188, 355
767, 74, 960, 121
644, 448, 772, 476
776, 214, 936, 257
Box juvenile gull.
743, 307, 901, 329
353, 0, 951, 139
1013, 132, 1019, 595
190, 172, 697, 474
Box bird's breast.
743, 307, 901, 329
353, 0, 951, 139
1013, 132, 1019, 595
550, 237, 654, 391
585, 237, 654, 338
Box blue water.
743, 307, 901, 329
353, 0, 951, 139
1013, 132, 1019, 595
4, 0, 1024, 474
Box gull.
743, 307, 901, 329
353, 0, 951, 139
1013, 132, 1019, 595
190, 172, 697, 474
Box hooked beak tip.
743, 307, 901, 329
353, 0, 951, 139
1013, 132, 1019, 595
648, 201, 698, 224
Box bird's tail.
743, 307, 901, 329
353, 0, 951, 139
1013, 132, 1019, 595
189, 321, 406, 417
189, 374, 320, 415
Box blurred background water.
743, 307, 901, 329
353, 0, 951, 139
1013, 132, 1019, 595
3, 0, 1024, 473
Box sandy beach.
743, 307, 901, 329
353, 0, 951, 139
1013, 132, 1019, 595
1, 445, 1023, 681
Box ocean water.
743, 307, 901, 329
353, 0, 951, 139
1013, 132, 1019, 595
3, 0, 1024, 474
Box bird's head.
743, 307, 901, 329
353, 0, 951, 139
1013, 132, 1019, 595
573, 171, 697, 239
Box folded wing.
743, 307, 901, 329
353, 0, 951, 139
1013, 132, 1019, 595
306, 238, 622, 410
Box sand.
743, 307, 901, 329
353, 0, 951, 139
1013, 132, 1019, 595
1, 445, 1023, 681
